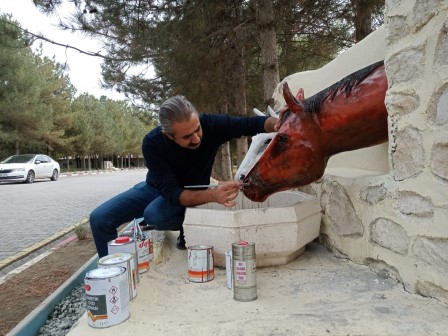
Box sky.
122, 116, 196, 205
0, 0, 127, 100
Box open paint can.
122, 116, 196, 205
187, 245, 214, 282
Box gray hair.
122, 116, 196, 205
159, 95, 198, 134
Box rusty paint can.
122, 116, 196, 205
98, 253, 137, 300
136, 234, 151, 274
232, 240, 257, 302
85, 266, 130, 328
107, 236, 139, 283
187, 245, 214, 282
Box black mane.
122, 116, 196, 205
304, 60, 384, 113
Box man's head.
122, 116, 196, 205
159, 95, 202, 149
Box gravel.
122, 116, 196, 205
37, 284, 86, 336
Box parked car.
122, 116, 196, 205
0, 154, 60, 183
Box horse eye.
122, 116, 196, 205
277, 134, 288, 143
264, 138, 272, 145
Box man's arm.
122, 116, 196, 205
179, 181, 241, 207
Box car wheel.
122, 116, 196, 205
25, 170, 35, 183
50, 169, 59, 181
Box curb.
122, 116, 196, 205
60, 168, 145, 178
6, 253, 98, 336
0, 219, 88, 271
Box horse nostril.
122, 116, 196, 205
239, 174, 245, 181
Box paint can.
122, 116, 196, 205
107, 236, 139, 283
187, 245, 214, 283
225, 250, 233, 289
232, 240, 257, 302
140, 226, 154, 260
98, 253, 137, 300
85, 266, 130, 328
136, 234, 151, 274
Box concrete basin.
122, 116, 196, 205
183, 191, 321, 267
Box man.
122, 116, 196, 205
90, 95, 278, 258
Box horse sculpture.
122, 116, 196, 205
235, 89, 305, 182
242, 60, 388, 202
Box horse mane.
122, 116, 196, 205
304, 60, 385, 113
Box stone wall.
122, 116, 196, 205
308, 0, 448, 304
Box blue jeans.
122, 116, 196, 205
90, 181, 186, 257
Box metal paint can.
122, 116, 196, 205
232, 240, 257, 302
85, 266, 130, 328
140, 226, 154, 260
187, 245, 214, 283
107, 236, 139, 283
136, 234, 151, 274
98, 253, 137, 300
225, 250, 233, 289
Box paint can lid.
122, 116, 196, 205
98, 253, 132, 265
237, 240, 249, 246
115, 236, 130, 244
85, 266, 126, 279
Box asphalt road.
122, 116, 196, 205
0, 169, 147, 270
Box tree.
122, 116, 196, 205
0, 15, 49, 155
25, 0, 384, 176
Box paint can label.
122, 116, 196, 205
136, 235, 151, 274
85, 266, 130, 328
187, 245, 214, 282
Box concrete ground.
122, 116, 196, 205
68, 231, 448, 336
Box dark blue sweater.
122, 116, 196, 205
142, 113, 267, 205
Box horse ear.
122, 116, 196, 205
283, 82, 304, 114
296, 88, 305, 101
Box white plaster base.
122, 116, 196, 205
183, 191, 321, 267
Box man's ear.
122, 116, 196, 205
162, 131, 175, 141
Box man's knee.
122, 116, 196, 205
89, 207, 114, 233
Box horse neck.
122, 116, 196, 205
316, 69, 389, 156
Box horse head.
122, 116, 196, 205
243, 82, 328, 202
236, 89, 305, 184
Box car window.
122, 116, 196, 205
36, 155, 46, 163
3, 155, 35, 163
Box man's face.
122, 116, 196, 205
167, 113, 203, 149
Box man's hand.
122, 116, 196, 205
214, 181, 241, 207
274, 106, 288, 131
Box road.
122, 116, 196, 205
0, 169, 147, 271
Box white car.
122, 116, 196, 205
0, 154, 60, 183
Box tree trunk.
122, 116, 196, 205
256, 0, 280, 108
351, 0, 374, 42
230, 4, 249, 168
220, 142, 233, 180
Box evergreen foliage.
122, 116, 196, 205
0, 14, 155, 167
0, 1, 384, 173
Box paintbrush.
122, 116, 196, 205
184, 183, 249, 189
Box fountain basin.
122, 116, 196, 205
183, 191, 321, 267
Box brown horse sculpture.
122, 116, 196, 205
243, 61, 388, 202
